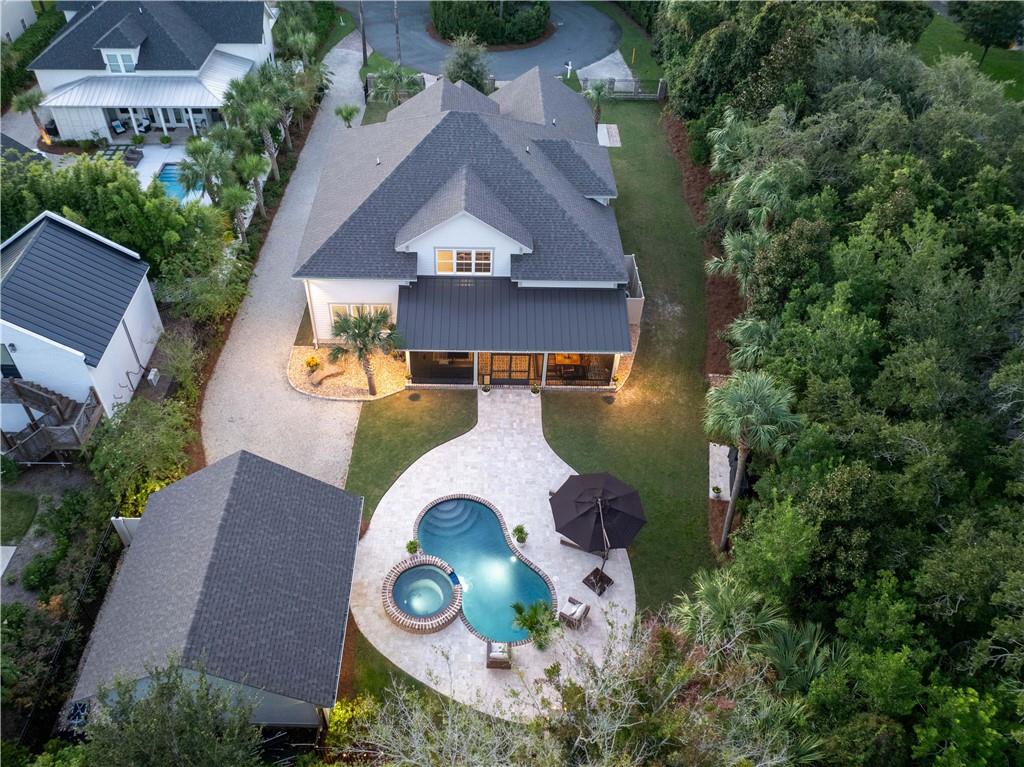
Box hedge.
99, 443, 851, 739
430, 1, 550, 46
616, 1, 659, 34
1, 10, 65, 110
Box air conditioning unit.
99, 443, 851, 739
147, 368, 160, 387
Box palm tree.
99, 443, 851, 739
755, 622, 845, 694
705, 224, 770, 303
246, 99, 281, 181
708, 107, 749, 175
288, 30, 317, 66
1, 41, 20, 74
12, 90, 50, 146
206, 122, 253, 159
583, 80, 608, 124
177, 138, 234, 205
236, 153, 270, 218
335, 104, 360, 128
703, 371, 801, 551
393, 0, 402, 66
725, 316, 780, 371
372, 63, 421, 106
329, 308, 403, 396
256, 63, 295, 152
671, 569, 785, 661
219, 183, 253, 242
511, 600, 557, 650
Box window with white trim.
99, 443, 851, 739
106, 53, 122, 72
104, 52, 136, 73
435, 248, 492, 275
329, 303, 392, 321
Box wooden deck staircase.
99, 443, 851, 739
1, 379, 104, 463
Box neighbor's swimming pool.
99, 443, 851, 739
417, 497, 552, 643
157, 162, 198, 202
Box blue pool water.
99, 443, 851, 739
418, 498, 552, 642
392, 565, 453, 618
157, 162, 196, 201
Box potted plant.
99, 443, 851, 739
511, 600, 558, 650
405, 539, 420, 555
131, 134, 145, 146
159, 134, 172, 145
712, 486, 722, 499
481, 384, 491, 395
530, 384, 541, 396
305, 355, 320, 374
512, 524, 528, 546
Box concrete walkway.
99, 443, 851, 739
361, 1, 621, 79
201, 42, 366, 488
350, 389, 636, 717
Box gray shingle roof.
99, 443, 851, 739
395, 165, 532, 250
295, 73, 624, 283
31, 1, 265, 72
397, 277, 632, 353
71, 451, 363, 709
534, 139, 615, 197
93, 14, 147, 49
490, 67, 597, 143
0, 214, 149, 366
1, 133, 44, 161
387, 78, 499, 122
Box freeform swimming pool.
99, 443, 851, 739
156, 162, 197, 202
417, 497, 553, 643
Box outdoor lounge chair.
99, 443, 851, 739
486, 641, 512, 669
110, 120, 127, 136
559, 596, 590, 629
123, 147, 143, 168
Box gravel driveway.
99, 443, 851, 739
201, 42, 365, 488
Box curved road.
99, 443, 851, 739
360, 1, 621, 79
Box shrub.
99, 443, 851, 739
157, 330, 205, 406
443, 33, 491, 93
305, 355, 321, 371
0, 10, 65, 110
406, 539, 420, 555
430, 1, 550, 46
324, 695, 378, 751
159, 135, 172, 145
1, 454, 21, 485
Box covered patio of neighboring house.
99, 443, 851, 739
39, 50, 252, 144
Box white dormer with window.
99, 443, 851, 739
101, 48, 139, 73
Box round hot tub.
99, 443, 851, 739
382, 555, 462, 633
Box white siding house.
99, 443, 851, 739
0, 1, 37, 44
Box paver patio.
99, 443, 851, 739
350, 389, 637, 716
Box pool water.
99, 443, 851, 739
157, 162, 197, 201
418, 498, 552, 642
392, 565, 454, 618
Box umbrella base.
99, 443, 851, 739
583, 567, 614, 596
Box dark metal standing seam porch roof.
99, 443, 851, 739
397, 277, 632, 354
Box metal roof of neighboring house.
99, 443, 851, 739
31, 1, 265, 72
397, 277, 632, 353
40, 49, 253, 108
71, 451, 363, 709
387, 78, 499, 122
395, 165, 533, 250
295, 71, 624, 284
490, 67, 597, 143
0, 212, 149, 366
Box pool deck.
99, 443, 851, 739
349, 389, 636, 717
130, 143, 207, 204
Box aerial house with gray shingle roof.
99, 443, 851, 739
294, 69, 644, 388
65, 451, 363, 732
30, 1, 276, 142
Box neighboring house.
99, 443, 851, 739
65, 450, 363, 732
0, 132, 45, 161
0, 1, 37, 43
30, 1, 276, 141
295, 68, 644, 388
1, 211, 163, 462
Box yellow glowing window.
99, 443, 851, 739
436, 249, 454, 273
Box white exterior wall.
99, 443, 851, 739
1, 1, 37, 42
90, 280, 163, 415
0, 322, 92, 432
405, 213, 527, 278
50, 106, 112, 142
305, 279, 403, 345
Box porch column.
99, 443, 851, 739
405, 351, 411, 376
610, 354, 621, 382
541, 353, 548, 386
127, 106, 141, 134
187, 107, 197, 135
472, 352, 479, 385
157, 107, 168, 136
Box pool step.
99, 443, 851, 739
419, 500, 479, 538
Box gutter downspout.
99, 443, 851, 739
303, 280, 319, 349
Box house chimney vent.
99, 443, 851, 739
552, 117, 557, 126
525, 145, 530, 153
375, 156, 381, 166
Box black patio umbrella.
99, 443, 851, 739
549, 473, 646, 593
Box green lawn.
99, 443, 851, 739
346, 389, 477, 518
1, 490, 38, 545
916, 15, 1024, 101
586, 1, 663, 81
319, 7, 356, 59
543, 101, 713, 612
359, 51, 419, 81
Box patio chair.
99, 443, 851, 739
122, 147, 143, 168
486, 641, 512, 669
110, 120, 127, 136
559, 596, 590, 630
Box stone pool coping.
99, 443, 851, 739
412, 493, 558, 648
381, 554, 464, 634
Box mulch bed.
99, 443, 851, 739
662, 113, 743, 380
707, 498, 741, 559
425, 21, 556, 51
